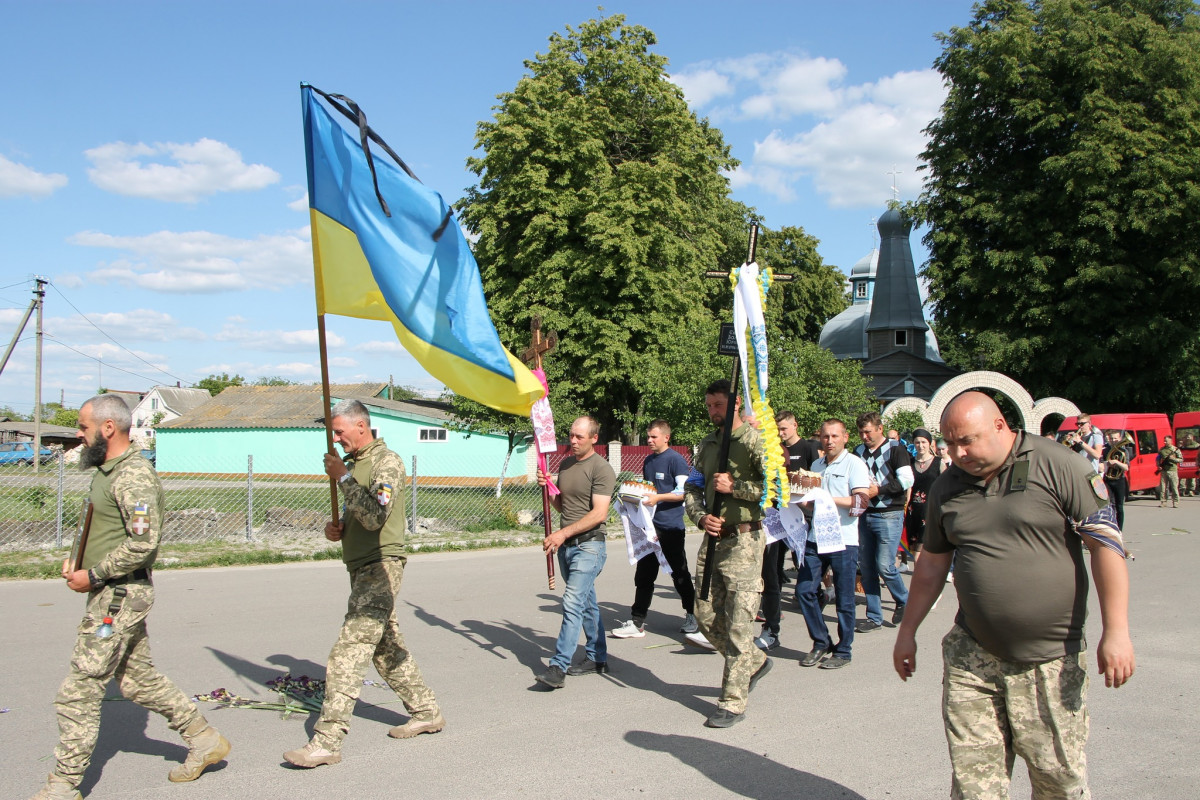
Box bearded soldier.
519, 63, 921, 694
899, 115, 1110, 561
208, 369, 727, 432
284, 399, 443, 768
30, 394, 230, 800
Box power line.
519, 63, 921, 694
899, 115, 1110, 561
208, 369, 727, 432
42, 337, 169, 387
46, 281, 190, 386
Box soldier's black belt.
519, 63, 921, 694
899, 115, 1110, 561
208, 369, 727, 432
569, 529, 606, 544
107, 568, 151, 586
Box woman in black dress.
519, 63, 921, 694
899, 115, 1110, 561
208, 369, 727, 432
905, 428, 942, 572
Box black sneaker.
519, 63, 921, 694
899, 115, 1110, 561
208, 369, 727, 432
566, 659, 610, 676
748, 657, 773, 691
535, 665, 566, 689
818, 655, 851, 670
799, 646, 831, 668
891, 603, 906, 625
704, 709, 744, 728
855, 619, 882, 634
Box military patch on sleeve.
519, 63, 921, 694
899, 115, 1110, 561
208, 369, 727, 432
130, 502, 152, 537
1090, 473, 1109, 502
376, 484, 393, 506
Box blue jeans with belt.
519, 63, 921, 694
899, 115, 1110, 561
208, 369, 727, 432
859, 511, 909, 624
550, 537, 607, 671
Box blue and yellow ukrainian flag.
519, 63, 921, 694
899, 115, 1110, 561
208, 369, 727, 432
302, 86, 543, 416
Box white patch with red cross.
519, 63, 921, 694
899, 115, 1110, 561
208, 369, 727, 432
376, 484, 393, 506
131, 502, 152, 536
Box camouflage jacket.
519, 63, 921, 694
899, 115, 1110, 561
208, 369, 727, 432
83, 446, 162, 582
339, 438, 407, 571
685, 421, 764, 529
1159, 444, 1183, 471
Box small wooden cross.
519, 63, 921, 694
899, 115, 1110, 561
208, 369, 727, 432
521, 316, 558, 371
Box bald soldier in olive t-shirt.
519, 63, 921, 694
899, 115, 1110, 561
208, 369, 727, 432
893, 393, 1134, 800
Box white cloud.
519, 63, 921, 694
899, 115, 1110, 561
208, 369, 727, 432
357, 340, 415, 358
669, 69, 734, 107
214, 322, 344, 352
47, 309, 206, 343
287, 191, 309, 212
0, 153, 68, 198
678, 52, 947, 208
85, 138, 279, 202
739, 56, 848, 119
748, 70, 947, 207
69, 227, 312, 293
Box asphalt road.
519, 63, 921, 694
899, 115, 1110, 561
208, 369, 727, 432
2, 497, 1196, 799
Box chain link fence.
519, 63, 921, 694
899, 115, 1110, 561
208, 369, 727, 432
0, 447, 692, 553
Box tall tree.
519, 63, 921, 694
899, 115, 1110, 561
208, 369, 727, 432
196, 373, 244, 396
458, 14, 737, 442
920, 0, 1200, 412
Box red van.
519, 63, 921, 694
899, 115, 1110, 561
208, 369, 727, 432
1173, 411, 1200, 485
1058, 414, 1172, 495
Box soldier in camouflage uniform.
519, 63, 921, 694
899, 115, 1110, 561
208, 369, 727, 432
683, 379, 772, 729
1157, 436, 1183, 508
284, 399, 442, 769
894, 393, 1134, 800
29, 394, 230, 800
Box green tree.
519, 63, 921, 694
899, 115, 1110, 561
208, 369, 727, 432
458, 14, 737, 443
919, 0, 1200, 412
51, 407, 79, 428
0, 405, 29, 421
252, 376, 296, 387
196, 373, 244, 396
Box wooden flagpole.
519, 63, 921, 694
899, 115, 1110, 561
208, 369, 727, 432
317, 314, 340, 524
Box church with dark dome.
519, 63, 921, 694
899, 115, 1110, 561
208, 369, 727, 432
818, 207, 959, 402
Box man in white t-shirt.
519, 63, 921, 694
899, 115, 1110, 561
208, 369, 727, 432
796, 419, 871, 670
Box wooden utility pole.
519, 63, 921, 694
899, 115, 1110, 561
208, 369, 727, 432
521, 316, 558, 589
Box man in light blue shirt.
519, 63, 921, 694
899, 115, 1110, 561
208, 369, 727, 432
796, 419, 871, 670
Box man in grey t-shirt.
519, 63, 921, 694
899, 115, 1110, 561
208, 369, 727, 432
892, 392, 1134, 799
535, 415, 615, 689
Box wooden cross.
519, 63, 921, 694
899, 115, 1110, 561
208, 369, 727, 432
521, 316, 558, 370
521, 314, 559, 591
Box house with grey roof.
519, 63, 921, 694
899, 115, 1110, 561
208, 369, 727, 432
131, 385, 214, 441
154, 383, 532, 483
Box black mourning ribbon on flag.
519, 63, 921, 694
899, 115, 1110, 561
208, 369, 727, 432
306, 85, 453, 239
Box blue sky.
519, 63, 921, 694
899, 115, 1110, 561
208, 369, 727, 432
0, 0, 974, 415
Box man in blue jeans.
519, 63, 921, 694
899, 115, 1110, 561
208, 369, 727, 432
855, 412, 913, 633
535, 416, 616, 688
797, 418, 871, 670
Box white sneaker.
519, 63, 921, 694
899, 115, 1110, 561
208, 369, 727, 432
685, 631, 717, 651
612, 619, 645, 639
680, 613, 699, 634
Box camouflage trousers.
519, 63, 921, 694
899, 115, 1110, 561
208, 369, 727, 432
694, 528, 766, 714
53, 583, 202, 787
1160, 471, 1179, 504
942, 625, 1090, 800
313, 557, 438, 750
